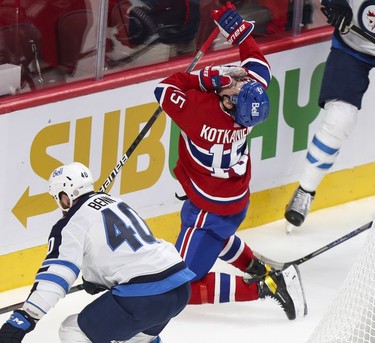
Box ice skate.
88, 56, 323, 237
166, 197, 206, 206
285, 186, 315, 228
258, 265, 308, 320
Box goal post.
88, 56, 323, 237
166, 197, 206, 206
307, 225, 375, 343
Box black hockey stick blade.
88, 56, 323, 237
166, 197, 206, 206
255, 220, 373, 270
350, 24, 375, 44
0, 284, 84, 315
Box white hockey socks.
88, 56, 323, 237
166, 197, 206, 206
300, 100, 358, 192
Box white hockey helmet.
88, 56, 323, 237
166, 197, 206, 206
48, 162, 94, 210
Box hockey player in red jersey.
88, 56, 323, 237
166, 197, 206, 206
154, 2, 308, 320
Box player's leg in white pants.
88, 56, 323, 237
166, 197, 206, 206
285, 100, 358, 230
59, 314, 91, 342
300, 99, 358, 192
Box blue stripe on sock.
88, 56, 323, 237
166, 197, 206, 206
312, 136, 339, 155
307, 152, 334, 170
219, 274, 231, 303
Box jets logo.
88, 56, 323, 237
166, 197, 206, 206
358, 0, 375, 35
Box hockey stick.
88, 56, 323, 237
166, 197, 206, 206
0, 285, 85, 315
256, 221, 372, 270
0, 29, 220, 316
98, 26, 220, 192
350, 24, 375, 45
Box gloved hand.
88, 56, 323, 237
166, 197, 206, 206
198, 66, 233, 92
212, 2, 254, 45
0, 310, 37, 343
321, 0, 352, 34
82, 278, 108, 295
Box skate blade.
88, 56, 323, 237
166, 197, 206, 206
282, 265, 308, 318
285, 221, 296, 234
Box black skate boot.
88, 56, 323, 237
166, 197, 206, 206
285, 186, 315, 227
258, 265, 308, 320
244, 258, 274, 284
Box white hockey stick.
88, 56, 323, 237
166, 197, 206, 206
257, 221, 372, 270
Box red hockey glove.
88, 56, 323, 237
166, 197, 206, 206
198, 66, 232, 92
212, 2, 254, 45
321, 0, 352, 34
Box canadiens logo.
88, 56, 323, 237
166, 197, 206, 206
358, 0, 375, 34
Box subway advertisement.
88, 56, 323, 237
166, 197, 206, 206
1, 40, 375, 289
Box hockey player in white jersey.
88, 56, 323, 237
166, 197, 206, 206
0, 162, 195, 343
285, 0, 375, 229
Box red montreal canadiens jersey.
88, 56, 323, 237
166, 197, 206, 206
155, 36, 271, 215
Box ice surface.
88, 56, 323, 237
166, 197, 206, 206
1, 196, 374, 342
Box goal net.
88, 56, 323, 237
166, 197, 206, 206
307, 225, 375, 343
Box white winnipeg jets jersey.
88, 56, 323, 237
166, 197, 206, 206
340, 0, 375, 56
23, 192, 193, 319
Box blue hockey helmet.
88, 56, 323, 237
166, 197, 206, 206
229, 81, 270, 127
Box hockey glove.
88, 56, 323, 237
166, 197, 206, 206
321, 0, 352, 34
198, 66, 232, 92
212, 2, 254, 45
82, 278, 108, 295
0, 310, 37, 343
